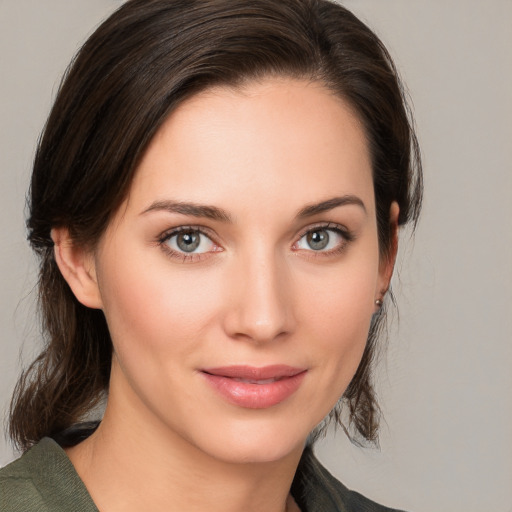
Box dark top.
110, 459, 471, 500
0, 432, 405, 512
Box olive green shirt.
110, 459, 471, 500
0, 438, 405, 512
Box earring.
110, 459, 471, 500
375, 299, 383, 307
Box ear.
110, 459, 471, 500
51, 228, 103, 309
376, 201, 400, 300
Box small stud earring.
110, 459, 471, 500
375, 299, 383, 307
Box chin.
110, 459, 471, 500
210, 438, 305, 465
186, 415, 312, 465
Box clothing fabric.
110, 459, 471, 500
0, 438, 98, 512
0, 436, 405, 512
291, 447, 405, 512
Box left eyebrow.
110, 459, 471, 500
296, 195, 367, 218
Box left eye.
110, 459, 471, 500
165, 229, 215, 254
296, 228, 344, 251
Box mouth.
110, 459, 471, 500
200, 365, 307, 409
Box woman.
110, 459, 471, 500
1, 0, 422, 511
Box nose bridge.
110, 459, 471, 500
224, 245, 294, 343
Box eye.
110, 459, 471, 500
163, 228, 216, 254
295, 226, 348, 252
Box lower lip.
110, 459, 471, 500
201, 371, 307, 409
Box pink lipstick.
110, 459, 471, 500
201, 365, 306, 409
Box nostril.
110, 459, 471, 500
221, 255, 296, 342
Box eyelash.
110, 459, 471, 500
157, 223, 354, 263
158, 226, 221, 263
293, 223, 354, 258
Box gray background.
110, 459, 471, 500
1, 1, 511, 511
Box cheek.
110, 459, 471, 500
296, 255, 379, 392
299, 254, 377, 332
308, 293, 372, 379
96, 248, 223, 363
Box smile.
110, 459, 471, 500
201, 365, 307, 409
232, 377, 281, 384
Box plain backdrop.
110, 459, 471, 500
1, 1, 511, 511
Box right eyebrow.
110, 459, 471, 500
140, 200, 233, 223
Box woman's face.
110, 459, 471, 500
88, 79, 394, 463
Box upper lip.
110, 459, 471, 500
201, 365, 306, 380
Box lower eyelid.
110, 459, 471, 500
158, 224, 353, 261
160, 244, 215, 263
157, 227, 223, 263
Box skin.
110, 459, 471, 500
53, 78, 398, 512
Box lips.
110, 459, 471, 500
201, 365, 307, 409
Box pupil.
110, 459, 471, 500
307, 230, 329, 250
177, 232, 200, 252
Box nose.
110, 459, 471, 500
222, 250, 296, 344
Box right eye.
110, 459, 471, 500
159, 227, 220, 261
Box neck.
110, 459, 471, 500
66, 392, 304, 512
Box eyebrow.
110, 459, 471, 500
141, 194, 366, 222
141, 200, 233, 222
296, 195, 367, 218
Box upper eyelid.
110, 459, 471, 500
157, 222, 353, 248
293, 223, 355, 255
159, 225, 217, 242
296, 222, 351, 238
158, 226, 219, 260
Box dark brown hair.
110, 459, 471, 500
9, 0, 422, 451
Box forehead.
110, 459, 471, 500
128, 78, 374, 216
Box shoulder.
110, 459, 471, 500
1, 439, 54, 511
292, 447, 408, 512
0, 438, 98, 512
